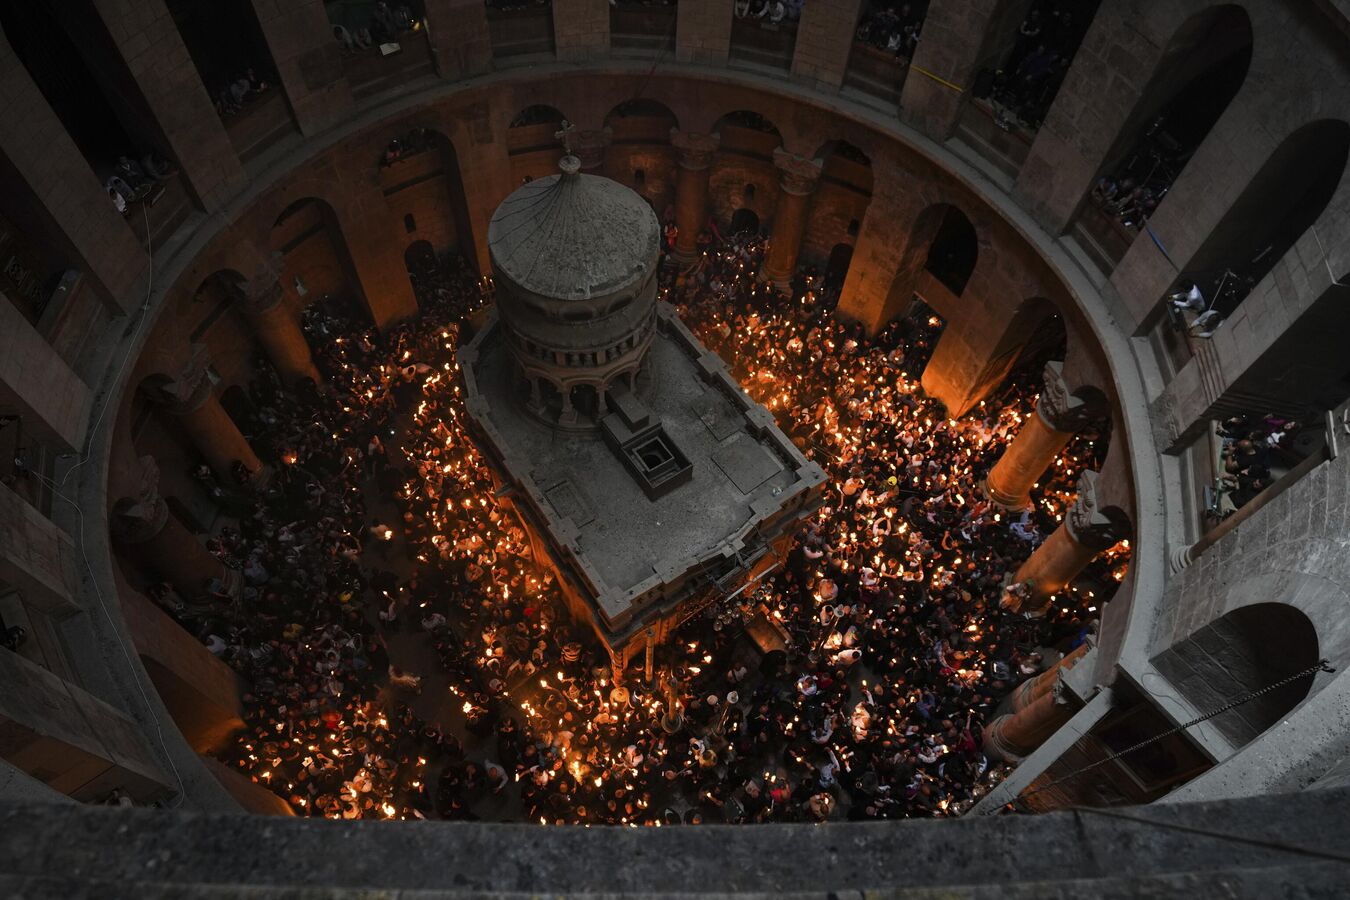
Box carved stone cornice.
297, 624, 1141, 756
1037, 361, 1104, 432
1065, 470, 1128, 551
772, 148, 823, 196
144, 343, 213, 415
111, 456, 169, 544
241, 252, 286, 315
670, 129, 720, 170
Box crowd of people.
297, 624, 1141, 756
331, 2, 422, 51
853, 1, 926, 60
213, 67, 274, 119
982, 1, 1089, 132
1211, 413, 1306, 518
104, 153, 177, 216
164, 221, 1127, 824
734, 0, 804, 27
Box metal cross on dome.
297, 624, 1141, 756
554, 119, 576, 156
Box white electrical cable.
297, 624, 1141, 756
41, 203, 189, 806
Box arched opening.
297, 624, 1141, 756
712, 111, 782, 233
730, 208, 761, 236
404, 240, 436, 274
825, 243, 854, 292
376, 128, 478, 272
1170, 119, 1350, 324
270, 197, 367, 323
508, 105, 568, 185
1153, 603, 1319, 748
604, 99, 678, 209
924, 206, 978, 297
806, 141, 872, 281
1075, 6, 1253, 272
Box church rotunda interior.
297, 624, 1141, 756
1, 0, 1349, 893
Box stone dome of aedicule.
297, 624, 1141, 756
487, 155, 662, 407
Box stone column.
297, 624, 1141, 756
236, 259, 321, 386
1010, 471, 1126, 612
0, 299, 92, 455
985, 361, 1104, 509
898, 0, 1003, 142
1009, 640, 1090, 713
0, 483, 80, 616
572, 128, 613, 174
122, 587, 245, 754
423, 0, 492, 79
146, 346, 266, 486
669, 130, 720, 263
762, 149, 823, 291
111, 457, 239, 599
248, 0, 353, 136
983, 678, 1075, 763
0, 647, 176, 802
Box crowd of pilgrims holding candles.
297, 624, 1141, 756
187, 225, 1128, 823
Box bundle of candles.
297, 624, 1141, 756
210, 234, 1127, 824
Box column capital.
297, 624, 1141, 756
670, 129, 720, 170
572, 128, 613, 172
1065, 470, 1128, 551
772, 148, 823, 196
239, 253, 286, 315
1038, 360, 1105, 432
111, 456, 169, 544
144, 344, 214, 414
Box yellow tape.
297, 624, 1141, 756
910, 64, 965, 94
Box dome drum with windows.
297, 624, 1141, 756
488, 154, 662, 429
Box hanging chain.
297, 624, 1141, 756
1015, 658, 1336, 801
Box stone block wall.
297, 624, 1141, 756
676, 0, 732, 65
790, 0, 861, 90
553, 0, 610, 62
90, 0, 246, 211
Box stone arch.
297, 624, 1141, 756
1152, 601, 1321, 749
710, 111, 786, 235
404, 239, 436, 273
924, 204, 979, 298
730, 208, 760, 236
507, 104, 567, 185
1075, 4, 1253, 270
804, 141, 872, 278
1172, 118, 1350, 321
374, 126, 477, 270
713, 109, 783, 145
825, 243, 854, 292
268, 195, 368, 323
604, 99, 679, 210
190, 269, 248, 309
